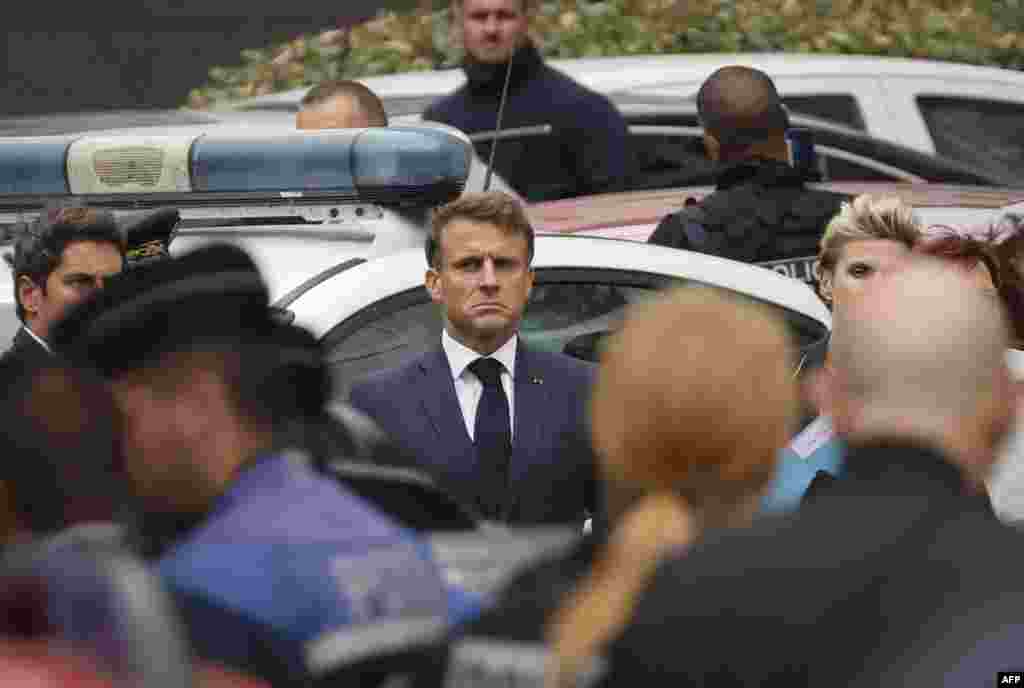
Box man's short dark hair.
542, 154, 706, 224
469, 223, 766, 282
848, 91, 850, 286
4, 204, 124, 322
426, 191, 535, 269
696, 66, 790, 155
300, 80, 389, 127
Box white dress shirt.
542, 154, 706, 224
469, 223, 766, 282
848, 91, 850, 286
442, 329, 517, 442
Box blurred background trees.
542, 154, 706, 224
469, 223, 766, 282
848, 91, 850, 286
187, 0, 1024, 109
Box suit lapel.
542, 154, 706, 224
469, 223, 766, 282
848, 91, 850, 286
417, 347, 475, 458
512, 343, 551, 465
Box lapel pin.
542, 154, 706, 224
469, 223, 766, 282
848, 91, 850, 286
531, 377, 543, 385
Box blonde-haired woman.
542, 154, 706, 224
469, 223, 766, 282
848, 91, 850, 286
797, 194, 924, 373
766, 194, 924, 514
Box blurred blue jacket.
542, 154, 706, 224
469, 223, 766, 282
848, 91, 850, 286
156, 452, 479, 682
761, 416, 845, 515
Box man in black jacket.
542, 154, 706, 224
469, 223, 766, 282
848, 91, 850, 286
423, 0, 628, 202
602, 258, 1024, 687
648, 66, 846, 286
2, 206, 124, 371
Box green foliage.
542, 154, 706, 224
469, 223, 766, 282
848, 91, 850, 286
187, 0, 1024, 109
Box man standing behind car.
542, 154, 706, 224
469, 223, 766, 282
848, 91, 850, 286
2, 205, 124, 371
296, 80, 389, 130
649, 66, 847, 286
422, 0, 628, 201
349, 191, 598, 526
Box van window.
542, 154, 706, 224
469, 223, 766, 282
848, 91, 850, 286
917, 96, 1024, 182
781, 95, 866, 131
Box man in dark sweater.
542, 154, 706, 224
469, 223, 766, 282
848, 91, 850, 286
423, 0, 628, 202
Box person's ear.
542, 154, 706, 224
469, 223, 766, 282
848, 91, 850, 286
17, 276, 44, 319
702, 132, 720, 163
425, 268, 443, 305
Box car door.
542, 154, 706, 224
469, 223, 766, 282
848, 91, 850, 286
321, 267, 829, 401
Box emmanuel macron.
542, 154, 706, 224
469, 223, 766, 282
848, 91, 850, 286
349, 192, 598, 525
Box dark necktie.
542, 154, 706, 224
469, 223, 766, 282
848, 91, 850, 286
468, 357, 511, 520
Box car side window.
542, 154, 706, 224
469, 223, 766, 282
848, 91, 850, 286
781, 95, 866, 131
917, 96, 1024, 181
626, 130, 717, 191
324, 268, 828, 400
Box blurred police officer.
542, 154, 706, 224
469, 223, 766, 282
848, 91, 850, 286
0, 361, 123, 552
648, 66, 847, 285
423, 0, 628, 201
297, 80, 388, 130
2, 205, 124, 370
52, 244, 477, 685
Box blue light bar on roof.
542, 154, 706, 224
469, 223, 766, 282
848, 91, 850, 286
0, 126, 472, 208
0, 138, 71, 194
190, 126, 472, 196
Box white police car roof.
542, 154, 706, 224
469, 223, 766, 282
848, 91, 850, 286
286, 233, 832, 339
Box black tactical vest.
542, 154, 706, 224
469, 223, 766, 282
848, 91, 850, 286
648, 160, 849, 285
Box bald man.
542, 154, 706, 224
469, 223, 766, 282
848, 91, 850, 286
649, 66, 847, 287
603, 258, 1024, 687
296, 80, 388, 130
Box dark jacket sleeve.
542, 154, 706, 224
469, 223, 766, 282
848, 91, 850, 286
565, 94, 629, 196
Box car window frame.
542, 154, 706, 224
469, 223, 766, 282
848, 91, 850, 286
625, 125, 923, 183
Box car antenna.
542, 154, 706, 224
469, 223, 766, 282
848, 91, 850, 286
482, 52, 515, 192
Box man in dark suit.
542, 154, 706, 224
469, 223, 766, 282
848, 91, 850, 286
2, 205, 124, 371
349, 191, 597, 525
599, 257, 1024, 688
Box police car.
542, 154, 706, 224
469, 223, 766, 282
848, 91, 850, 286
228, 53, 1024, 184
0, 124, 475, 342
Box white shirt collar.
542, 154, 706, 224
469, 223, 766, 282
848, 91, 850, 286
23, 326, 51, 353
442, 329, 517, 381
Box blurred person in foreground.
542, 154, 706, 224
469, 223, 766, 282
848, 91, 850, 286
601, 257, 1024, 687
52, 244, 477, 685
922, 222, 1024, 523
296, 80, 388, 130
439, 287, 797, 687
0, 362, 124, 551
763, 194, 922, 514
422, 0, 628, 201
2, 205, 124, 370
649, 66, 847, 286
